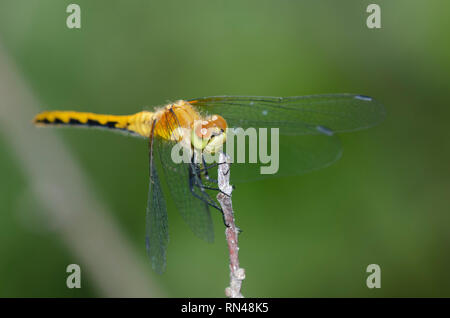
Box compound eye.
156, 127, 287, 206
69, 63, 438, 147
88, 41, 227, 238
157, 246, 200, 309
205, 114, 227, 131
194, 120, 212, 139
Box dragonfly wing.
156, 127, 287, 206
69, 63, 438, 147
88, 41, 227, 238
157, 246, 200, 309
155, 117, 214, 243
146, 123, 169, 274
188, 94, 383, 182
223, 132, 342, 183
189, 94, 385, 135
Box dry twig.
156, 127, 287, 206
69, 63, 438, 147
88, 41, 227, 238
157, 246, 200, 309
217, 152, 245, 298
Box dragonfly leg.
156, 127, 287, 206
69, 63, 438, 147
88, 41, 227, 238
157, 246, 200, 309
201, 156, 211, 179
190, 154, 231, 226
194, 182, 231, 197
199, 157, 235, 191
197, 161, 229, 173
189, 167, 221, 211
196, 160, 230, 196
192, 182, 223, 212
189, 181, 228, 227
199, 156, 220, 184
188, 168, 229, 227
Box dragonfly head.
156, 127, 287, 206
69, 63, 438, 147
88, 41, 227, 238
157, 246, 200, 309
191, 114, 227, 154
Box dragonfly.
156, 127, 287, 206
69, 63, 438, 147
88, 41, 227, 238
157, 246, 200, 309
33, 94, 385, 273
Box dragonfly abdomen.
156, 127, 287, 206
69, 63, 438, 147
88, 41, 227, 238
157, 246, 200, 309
33, 111, 154, 137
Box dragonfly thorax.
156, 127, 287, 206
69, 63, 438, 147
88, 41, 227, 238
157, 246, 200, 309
154, 101, 228, 154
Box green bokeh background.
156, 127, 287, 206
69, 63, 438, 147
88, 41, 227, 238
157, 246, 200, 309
1, 0, 449, 297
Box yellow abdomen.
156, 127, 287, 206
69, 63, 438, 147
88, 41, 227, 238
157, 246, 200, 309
33, 110, 154, 137
33, 100, 202, 140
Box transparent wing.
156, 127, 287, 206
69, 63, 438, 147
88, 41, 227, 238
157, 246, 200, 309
188, 94, 385, 135
187, 94, 384, 182
222, 131, 342, 183
145, 125, 168, 274
155, 112, 214, 243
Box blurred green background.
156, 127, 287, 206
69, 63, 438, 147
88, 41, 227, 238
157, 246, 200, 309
1, 0, 449, 297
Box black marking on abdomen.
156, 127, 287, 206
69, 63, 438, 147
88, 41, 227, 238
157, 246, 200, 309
36, 116, 131, 133
38, 118, 51, 124
68, 118, 81, 125
86, 119, 118, 128
47, 117, 120, 128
